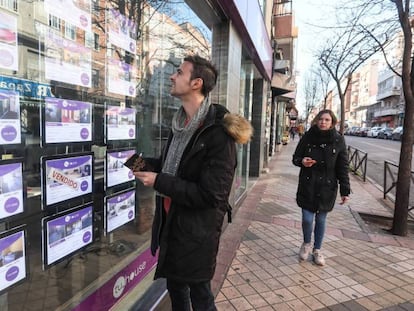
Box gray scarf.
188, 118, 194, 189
162, 99, 210, 176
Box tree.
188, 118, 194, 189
302, 69, 320, 127
349, 0, 413, 236
317, 5, 388, 133
388, 0, 414, 236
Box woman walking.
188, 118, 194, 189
292, 110, 350, 266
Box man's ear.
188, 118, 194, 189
191, 78, 203, 91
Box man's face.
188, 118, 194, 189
170, 61, 196, 97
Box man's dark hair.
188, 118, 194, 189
184, 55, 218, 97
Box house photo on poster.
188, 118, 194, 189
0, 90, 21, 145
105, 149, 136, 189
43, 97, 92, 145
0, 160, 24, 220
0, 228, 27, 293
0, 11, 18, 71
41, 153, 94, 208
42, 204, 93, 268
104, 188, 136, 234
105, 104, 136, 142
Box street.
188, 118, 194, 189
344, 135, 414, 210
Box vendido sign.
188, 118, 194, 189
0, 76, 53, 99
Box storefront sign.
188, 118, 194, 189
0, 76, 53, 99
72, 247, 158, 311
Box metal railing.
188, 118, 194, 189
347, 145, 367, 182
383, 160, 414, 212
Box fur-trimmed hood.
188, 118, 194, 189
222, 113, 253, 144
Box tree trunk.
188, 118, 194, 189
391, 0, 413, 236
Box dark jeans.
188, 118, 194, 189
166, 279, 217, 311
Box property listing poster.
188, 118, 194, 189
107, 58, 137, 97
44, 0, 92, 32
45, 205, 93, 265
107, 8, 137, 53
106, 150, 136, 188
106, 189, 135, 233
45, 29, 92, 88
0, 230, 26, 292
0, 90, 21, 145
0, 162, 23, 220
106, 105, 136, 141
44, 97, 92, 144
44, 155, 93, 206
0, 11, 18, 71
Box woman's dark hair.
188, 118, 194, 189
311, 109, 338, 128
184, 55, 218, 97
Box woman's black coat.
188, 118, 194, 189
145, 104, 251, 283
292, 126, 350, 213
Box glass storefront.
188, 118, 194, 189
0, 1, 212, 310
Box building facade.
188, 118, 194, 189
0, 0, 277, 310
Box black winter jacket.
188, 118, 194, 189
292, 126, 350, 213
145, 104, 252, 283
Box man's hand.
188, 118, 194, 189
339, 196, 349, 205
134, 171, 157, 187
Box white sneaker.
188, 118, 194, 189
299, 243, 312, 261
313, 249, 325, 266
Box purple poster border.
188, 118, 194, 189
72, 247, 158, 310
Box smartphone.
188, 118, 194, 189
123, 153, 149, 172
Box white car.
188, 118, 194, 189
367, 126, 383, 138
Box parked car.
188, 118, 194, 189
367, 126, 383, 138
356, 127, 370, 137
349, 126, 360, 136
377, 127, 394, 139
391, 126, 404, 141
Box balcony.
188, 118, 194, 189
376, 86, 401, 101
271, 71, 295, 96
274, 60, 290, 74
273, 14, 298, 39
373, 108, 401, 118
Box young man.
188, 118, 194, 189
134, 55, 252, 310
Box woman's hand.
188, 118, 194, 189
134, 171, 157, 187
302, 157, 317, 167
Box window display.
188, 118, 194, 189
105, 104, 136, 142
0, 158, 24, 220
42, 203, 93, 269
104, 187, 135, 234
0, 0, 213, 309
105, 148, 136, 189
0, 226, 27, 294
0, 90, 21, 145
42, 97, 93, 145
41, 152, 94, 208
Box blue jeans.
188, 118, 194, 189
166, 279, 217, 311
302, 209, 328, 250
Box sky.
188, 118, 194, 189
292, 0, 340, 112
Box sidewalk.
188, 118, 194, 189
212, 140, 414, 311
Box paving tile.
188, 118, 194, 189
216, 300, 238, 311
261, 290, 283, 305
272, 302, 295, 310
327, 289, 353, 303
236, 283, 257, 296
355, 297, 383, 310
300, 295, 325, 310
244, 293, 269, 309
220, 286, 242, 300
228, 297, 254, 311
285, 299, 312, 310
